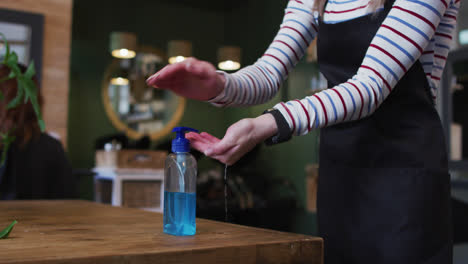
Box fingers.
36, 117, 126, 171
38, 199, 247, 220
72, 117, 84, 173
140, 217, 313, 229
210, 147, 241, 166
186, 132, 211, 153
146, 65, 169, 86
146, 63, 185, 87
199, 132, 220, 143
146, 58, 215, 87
187, 131, 234, 158
186, 132, 206, 144
187, 132, 219, 144
186, 130, 247, 166
186, 132, 220, 154
205, 137, 235, 157
189, 140, 212, 154
185, 59, 216, 79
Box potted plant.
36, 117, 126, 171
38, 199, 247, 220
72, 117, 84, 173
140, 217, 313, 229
0, 33, 44, 163
0, 33, 44, 239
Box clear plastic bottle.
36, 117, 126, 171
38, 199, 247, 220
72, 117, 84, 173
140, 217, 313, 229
163, 127, 198, 236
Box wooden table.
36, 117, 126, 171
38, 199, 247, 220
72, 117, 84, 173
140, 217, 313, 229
0, 200, 322, 264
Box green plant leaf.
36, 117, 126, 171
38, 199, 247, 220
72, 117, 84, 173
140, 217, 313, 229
38, 120, 45, 131
0, 33, 10, 63
6, 80, 24, 109
6, 51, 18, 68
0, 132, 15, 166
30, 98, 45, 132
5, 53, 21, 79
7, 70, 15, 79
24, 61, 35, 79
0, 34, 45, 160
20, 76, 33, 103
21, 76, 45, 132
0, 220, 17, 239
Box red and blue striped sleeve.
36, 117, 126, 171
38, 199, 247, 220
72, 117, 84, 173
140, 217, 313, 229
209, 0, 459, 138
276, 0, 458, 136
208, 0, 318, 107
422, 0, 459, 99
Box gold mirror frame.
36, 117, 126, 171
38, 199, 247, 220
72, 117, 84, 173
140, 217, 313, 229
102, 47, 185, 141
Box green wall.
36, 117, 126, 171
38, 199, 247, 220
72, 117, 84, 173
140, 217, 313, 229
69, 0, 319, 235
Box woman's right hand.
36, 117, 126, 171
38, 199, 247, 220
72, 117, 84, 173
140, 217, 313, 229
186, 114, 278, 165
146, 57, 225, 101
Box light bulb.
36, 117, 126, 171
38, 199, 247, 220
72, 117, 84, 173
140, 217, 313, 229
110, 77, 129, 86
168, 56, 187, 64
120, 49, 129, 56
111, 48, 136, 59
218, 60, 240, 71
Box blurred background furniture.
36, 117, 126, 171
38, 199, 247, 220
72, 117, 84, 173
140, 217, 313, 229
93, 149, 166, 212
94, 167, 164, 212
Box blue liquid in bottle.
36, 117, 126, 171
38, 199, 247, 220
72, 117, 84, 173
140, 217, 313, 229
163, 191, 196, 236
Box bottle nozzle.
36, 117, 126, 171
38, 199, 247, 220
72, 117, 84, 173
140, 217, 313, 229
171, 126, 199, 153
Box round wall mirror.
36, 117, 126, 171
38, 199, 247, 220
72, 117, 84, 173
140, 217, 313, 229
102, 46, 185, 141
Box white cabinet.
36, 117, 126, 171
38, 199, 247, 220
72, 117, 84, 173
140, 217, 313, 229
93, 167, 164, 212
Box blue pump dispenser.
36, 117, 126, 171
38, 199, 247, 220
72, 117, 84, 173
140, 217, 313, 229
171, 127, 198, 153
163, 126, 199, 236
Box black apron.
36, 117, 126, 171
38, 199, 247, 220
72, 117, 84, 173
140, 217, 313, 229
316, 1, 452, 263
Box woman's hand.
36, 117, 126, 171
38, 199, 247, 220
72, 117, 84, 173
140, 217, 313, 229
186, 114, 278, 165
146, 57, 225, 101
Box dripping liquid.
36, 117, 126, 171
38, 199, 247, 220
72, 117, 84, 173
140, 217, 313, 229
224, 164, 228, 222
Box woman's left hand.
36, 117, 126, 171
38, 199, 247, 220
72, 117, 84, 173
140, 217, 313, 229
186, 114, 278, 165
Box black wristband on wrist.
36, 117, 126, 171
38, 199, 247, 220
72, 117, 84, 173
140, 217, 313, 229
262, 108, 292, 145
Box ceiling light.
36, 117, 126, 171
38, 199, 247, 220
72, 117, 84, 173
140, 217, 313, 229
110, 77, 129, 86
218, 46, 241, 71
110, 32, 137, 59
169, 55, 187, 64
167, 40, 192, 64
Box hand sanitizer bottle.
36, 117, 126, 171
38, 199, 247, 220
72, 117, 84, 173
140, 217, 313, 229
163, 126, 198, 236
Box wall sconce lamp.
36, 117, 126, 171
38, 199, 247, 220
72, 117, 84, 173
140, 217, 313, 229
110, 77, 129, 86
218, 46, 241, 71
110, 62, 130, 86
110, 32, 137, 59
168, 40, 192, 64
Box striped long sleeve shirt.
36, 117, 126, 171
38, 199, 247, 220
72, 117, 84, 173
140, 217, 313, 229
208, 0, 460, 136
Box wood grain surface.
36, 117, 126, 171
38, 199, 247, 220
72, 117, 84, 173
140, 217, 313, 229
0, 0, 73, 147
0, 200, 323, 264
